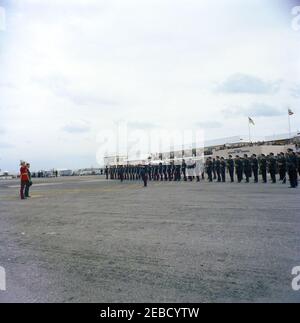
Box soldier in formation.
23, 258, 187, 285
106, 150, 298, 188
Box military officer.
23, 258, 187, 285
287, 149, 298, 188
212, 158, 217, 180
227, 155, 234, 183
277, 152, 286, 184
251, 154, 258, 183
243, 154, 251, 183
259, 154, 267, 183
215, 156, 221, 182
268, 153, 277, 183
182, 159, 187, 181
205, 157, 213, 182
140, 164, 149, 187
235, 155, 243, 183
220, 157, 226, 182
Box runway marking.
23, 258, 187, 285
8, 182, 65, 188
7, 179, 107, 188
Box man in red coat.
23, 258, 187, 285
20, 161, 29, 200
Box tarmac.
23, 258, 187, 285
0, 175, 299, 303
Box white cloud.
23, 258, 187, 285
223, 103, 285, 118
62, 120, 91, 134
216, 74, 281, 94
0, 0, 299, 171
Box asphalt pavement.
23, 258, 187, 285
0, 176, 299, 303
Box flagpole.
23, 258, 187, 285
248, 120, 251, 143
288, 110, 291, 141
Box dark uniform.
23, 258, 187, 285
215, 157, 221, 182
118, 166, 124, 182
268, 153, 276, 183
205, 158, 213, 182
243, 154, 251, 183
159, 163, 164, 181
259, 155, 267, 183
167, 164, 173, 181
287, 150, 298, 188
212, 159, 217, 180
227, 155, 234, 183
140, 165, 149, 187
235, 156, 243, 183
163, 164, 168, 181
148, 164, 152, 181
220, 157, 226, 182
182, 160, 187, 181
277, 153, 286, 183
251, 154, 258, 183
25, 164, 32, 198
174, 164, 181, 181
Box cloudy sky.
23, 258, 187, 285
0, 0, 300, 171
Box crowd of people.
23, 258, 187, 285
18, 149, 299, 199
105, 149, 299, 188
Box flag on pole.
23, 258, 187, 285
288, 108, 294, 116
248, 117, 255, 125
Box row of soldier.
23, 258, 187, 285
105, 149, 299, 188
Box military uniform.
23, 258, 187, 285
259, 155, 267, 183
268, 154, 277, 183
220, 158, 226, 182
215, 157, 221, 182
227, 156, 234, 183
251, 155, 258, 183
287, 150, 298, 188
119, 166, 124, 182
205, 158, 213, 182
243, 155, 251, 183
140, 165, 149, 187
182, 160, 187, 181
212, 159, 217, 180
277, 153, 286, 183
235, 156, 243, 183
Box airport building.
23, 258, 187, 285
104, 133, 300, 166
